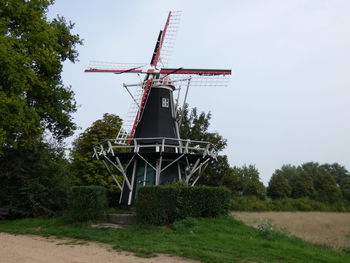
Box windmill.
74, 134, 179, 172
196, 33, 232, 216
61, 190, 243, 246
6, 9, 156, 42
85, 11, 231, 205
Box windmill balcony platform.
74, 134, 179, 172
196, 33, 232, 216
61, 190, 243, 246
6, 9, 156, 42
93, 137, 218, 161
92, 137, 218, 191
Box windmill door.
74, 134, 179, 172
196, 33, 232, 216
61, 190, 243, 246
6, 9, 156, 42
133, 160, 155, 202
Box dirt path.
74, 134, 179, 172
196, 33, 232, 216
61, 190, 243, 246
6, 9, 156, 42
0, 233, 199, 263
232, 212, 350, 249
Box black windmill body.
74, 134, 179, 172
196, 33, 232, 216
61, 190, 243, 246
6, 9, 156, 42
85, 11, 231, 205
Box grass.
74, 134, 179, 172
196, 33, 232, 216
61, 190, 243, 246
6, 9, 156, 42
0, 216, 349, 263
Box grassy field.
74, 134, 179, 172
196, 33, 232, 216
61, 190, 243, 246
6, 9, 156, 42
232, 212, 350, 250
0, 216, 349, 263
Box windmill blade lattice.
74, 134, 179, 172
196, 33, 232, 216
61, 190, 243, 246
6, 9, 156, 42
151, 11, 182, 68
86, 61, 148, 74
163, 73, 230, 87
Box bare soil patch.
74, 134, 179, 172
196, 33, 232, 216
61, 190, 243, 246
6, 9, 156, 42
232, 211, 350, 250
0, 233, 199, 263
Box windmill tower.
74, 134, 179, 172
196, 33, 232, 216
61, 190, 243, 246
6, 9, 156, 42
85, 11, 231, 205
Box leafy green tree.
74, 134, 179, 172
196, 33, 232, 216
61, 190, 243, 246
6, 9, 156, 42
0, 0, 82, 152
290, 171, 315, 198
178, 104, 228, 185
321, 163, 350, 199
198, 155, 230, 186
220, 166, 244, 196
300, 162, 320, 178
298, 162, 343, 202
277, 164, 299, 182
0, 141, 71, 217
340, 177, 350, 201
0, 0, 81, 218
321, 163, 349, 184
274, 162, 345, 202
179, 104, 227, 152
70, 114, 123, 193
241, 165, 266, 199
313, 169, 342, 202
267, 170, 292, 199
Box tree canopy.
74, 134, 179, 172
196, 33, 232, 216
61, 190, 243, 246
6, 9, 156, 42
221, 165, 266, 199
240, 165, 266, 199
178, 104, 230, 186
0, 0, 82, 152
268, 162, 349, 202
179, 104, 227, 152
70, 113, 123, 193
0, 0, 82, 218
267, 170, 291, 199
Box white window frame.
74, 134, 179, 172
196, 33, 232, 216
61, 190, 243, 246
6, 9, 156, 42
162, 97, 169, 108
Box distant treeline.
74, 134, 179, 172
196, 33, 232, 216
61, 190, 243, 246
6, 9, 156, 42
199, 160, 350, 210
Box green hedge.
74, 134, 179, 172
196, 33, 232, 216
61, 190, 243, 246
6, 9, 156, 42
230, 196, 350, 212
68, 186, 107, 222
136, 185, 231, 225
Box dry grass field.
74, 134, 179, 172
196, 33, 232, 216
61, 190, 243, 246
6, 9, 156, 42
232, 212, 350, 250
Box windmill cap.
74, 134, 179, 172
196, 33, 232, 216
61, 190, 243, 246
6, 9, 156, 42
152, 84, 175, 91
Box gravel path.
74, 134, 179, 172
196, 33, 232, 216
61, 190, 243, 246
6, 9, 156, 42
0, 233, 199, 263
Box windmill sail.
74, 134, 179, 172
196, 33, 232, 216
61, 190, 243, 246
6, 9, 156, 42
151, 11, 182, 68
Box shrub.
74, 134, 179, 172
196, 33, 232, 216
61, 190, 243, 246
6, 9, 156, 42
257, 219, 275, 240
68, 186, 107, 222
230, 196, 269, 211
230, 196, 350, 212
136, 185, 231, 225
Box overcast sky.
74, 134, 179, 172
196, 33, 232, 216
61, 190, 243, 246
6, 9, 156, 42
48, 0, 350, 184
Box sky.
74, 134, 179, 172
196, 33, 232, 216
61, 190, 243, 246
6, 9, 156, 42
48, 0, 350, 184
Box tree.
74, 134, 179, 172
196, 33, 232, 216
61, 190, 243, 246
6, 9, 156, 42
0, 0, 81, 218
321, 163, 350, 199
290, 171, 315, 198
0, 140, 71, 217
198, 155, 230, 186
276, 164, 299, 182
273, 162, 345, 202
313, 169, 342, 202
179, 104, 227, 152
298, 162, 343, 202
70, 114, 123, 194
0, 0, 82, 152
340, 177, 350, 201
270, 164, 314, 199
178, 104, 229, 185
241, 165, 266, 199
220, 166, 244, 196
267, 171, 291, 199
300, 162, 320, 178
321, 163, 349, 185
